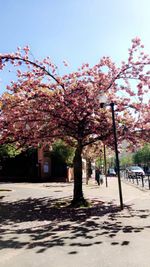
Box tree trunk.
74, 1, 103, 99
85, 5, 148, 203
71, 144, 86, 207
86, 158, 92, 185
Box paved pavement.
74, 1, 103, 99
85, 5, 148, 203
0, 177, 150, 267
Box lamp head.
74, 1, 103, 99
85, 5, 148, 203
98, 93, 108, 108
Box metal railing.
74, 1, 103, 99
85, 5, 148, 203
121, 171, 150, 190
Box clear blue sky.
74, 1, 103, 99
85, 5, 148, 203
0, 0, 150, 91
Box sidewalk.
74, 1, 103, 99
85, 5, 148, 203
0, 178, 150, 267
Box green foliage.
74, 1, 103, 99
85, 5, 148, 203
27, 147, 37, 156
120, 154, 133, 167
96, 155, 115, 170
133, 144, 150, 165
0, 144, 21, 158
96, 157, 104, 168
52, 140, 75, 166
107, 156, 115, 167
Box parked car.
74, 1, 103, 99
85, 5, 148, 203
126, 166, 145, 178
107, 168, 116, 176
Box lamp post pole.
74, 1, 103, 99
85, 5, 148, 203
110, 103, 123, 210
103, 144, 108, 187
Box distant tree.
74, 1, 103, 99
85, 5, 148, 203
0, 144, 21, 158
120, 154, 133, 167
133, 144, 150, 166
51, 140, 75, 167
83, 141, 103, 184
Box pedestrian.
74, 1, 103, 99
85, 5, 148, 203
99, 171, 103, 185
95, 168, 100, 185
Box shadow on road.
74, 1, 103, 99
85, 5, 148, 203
0, 196, 150, 254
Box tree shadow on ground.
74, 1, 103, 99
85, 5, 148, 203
0, 197, 149, 254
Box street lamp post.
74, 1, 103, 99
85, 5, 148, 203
99, 95, 124, 210
110, 103, 123, 210
103, 144, 108, 187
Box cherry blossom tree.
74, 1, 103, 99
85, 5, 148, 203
0, 37, 149, 206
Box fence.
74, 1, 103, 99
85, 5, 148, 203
121, 171, 150, 190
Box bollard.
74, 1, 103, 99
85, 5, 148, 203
148, 175, 150, 190
136, 173, 139, 185
132, 175, 134, 183
141, 174, 144, 187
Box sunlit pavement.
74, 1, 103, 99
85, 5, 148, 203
0, 178, 150, 267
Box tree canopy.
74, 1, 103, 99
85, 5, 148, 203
0, 38, 149, 149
